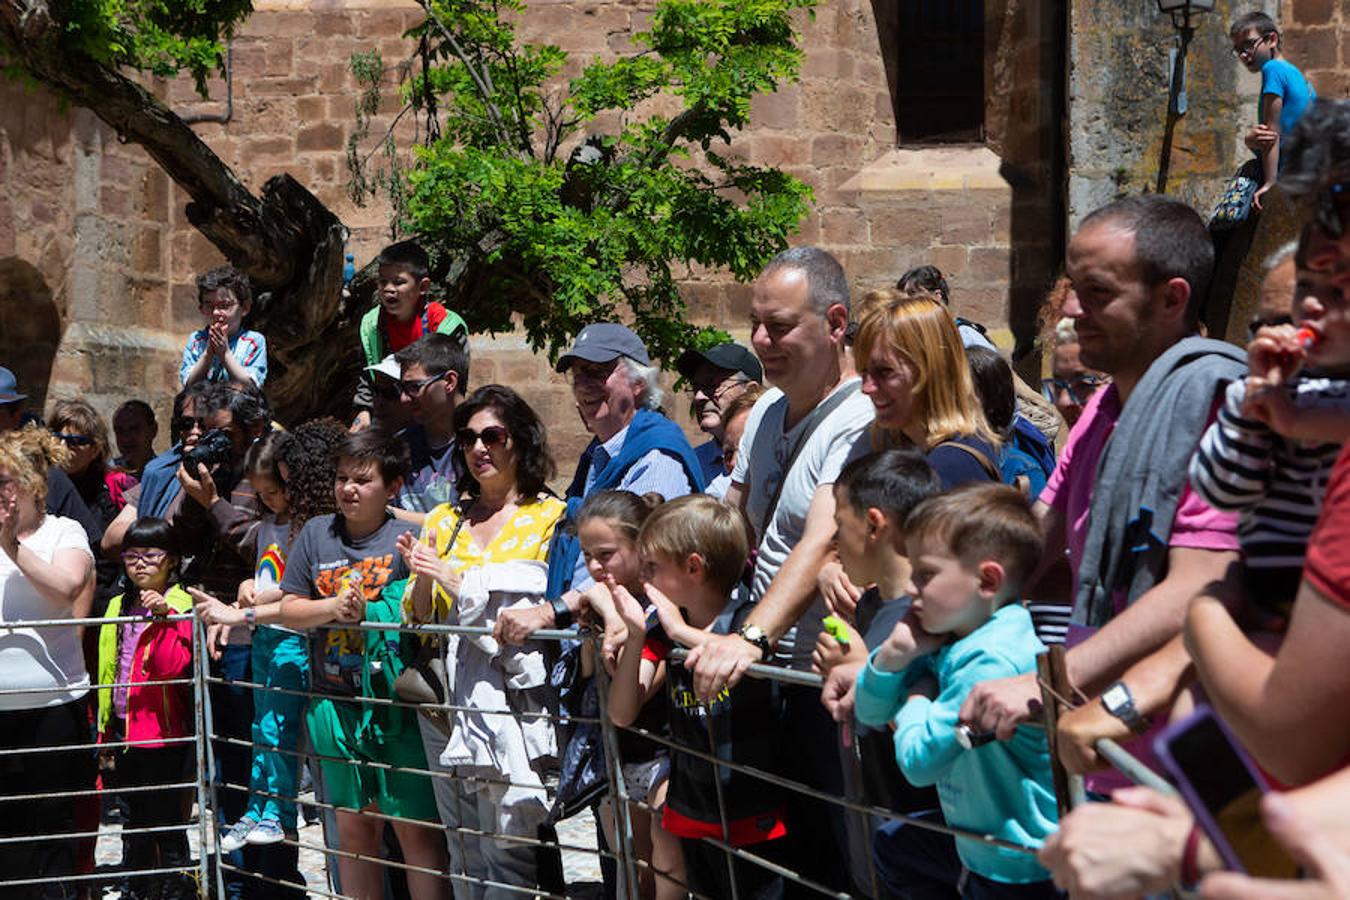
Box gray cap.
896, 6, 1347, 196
675, 342, 763, 383
0, 368, 26, 404
555, 323, 651, 372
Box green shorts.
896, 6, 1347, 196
306, 696, 439, 822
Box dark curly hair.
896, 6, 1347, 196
278, 418, 346, 540
452, 384, 556, 499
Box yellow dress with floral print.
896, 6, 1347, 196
403, 494, 566, 620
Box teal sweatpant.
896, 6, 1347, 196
246, 626, 309, 829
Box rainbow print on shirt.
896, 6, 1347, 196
256, 543, 287, 589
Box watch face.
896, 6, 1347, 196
742, 625, 764, 641
1103, 684, 1128, 709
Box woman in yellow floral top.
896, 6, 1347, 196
396, 384, 564, 893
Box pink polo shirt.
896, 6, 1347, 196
1039, 382, 1240, 600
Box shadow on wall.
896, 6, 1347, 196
0, 258, 61, 413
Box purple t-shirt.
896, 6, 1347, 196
114, 601, 152, 720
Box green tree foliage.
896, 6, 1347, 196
348, 0, 816, 365
59, 0, 253, 93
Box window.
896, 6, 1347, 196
894, 0, 985, 144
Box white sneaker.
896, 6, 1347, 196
219, 817, 257, 853
245, 818, 286, 845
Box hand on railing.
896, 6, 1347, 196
820, 661, 861, 723
1037, 786, 1194, 899
142, 589, 173, 618
1056, 695, 1135, 775
958, 671, 1043, 742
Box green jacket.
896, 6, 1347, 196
358, 303, 468, 367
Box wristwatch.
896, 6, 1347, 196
548, 595, 574, 629
737, 623, 773, 662
1100, 681, 1150, 734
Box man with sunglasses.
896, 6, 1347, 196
676, 342, 763, 492
0, 366, 103, 547
1229, 11, 1314, 211
391, 333, 470, 522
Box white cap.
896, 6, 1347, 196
365, 354, 401, 381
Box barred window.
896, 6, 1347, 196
894, 0, 985, 144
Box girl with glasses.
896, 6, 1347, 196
95, 516, 196, 900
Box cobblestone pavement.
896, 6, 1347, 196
94, 797, 603, 898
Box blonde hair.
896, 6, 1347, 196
0, 425, 71, 508
636, 494, 751, 597
853, 289, 997, 449
49, 399, 111, 467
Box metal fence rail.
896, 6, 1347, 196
0, 610, 1171, 899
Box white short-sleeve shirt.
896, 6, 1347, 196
733, 380, 875, 668
0, 515, 94, 709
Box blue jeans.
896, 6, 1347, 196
873, 815, 1062, 900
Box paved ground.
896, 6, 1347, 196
94, 794, 603, 898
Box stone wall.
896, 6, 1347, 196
3, 0, 1253, 469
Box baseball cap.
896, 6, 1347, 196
364, 355, 401, 382
675, 343, 763, 383
0, 368, 26, 404
556, 323, 651, 372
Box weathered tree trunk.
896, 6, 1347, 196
0, 0, 361, 424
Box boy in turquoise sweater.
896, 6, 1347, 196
855, 482, 1060, 898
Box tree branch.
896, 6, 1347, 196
417, 0, 521, 156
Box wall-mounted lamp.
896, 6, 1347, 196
1157, 0, 1216, 30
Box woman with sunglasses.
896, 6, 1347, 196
0, 426, 97, 896
1043, 317, 1109, 429
397, 384, 566, 896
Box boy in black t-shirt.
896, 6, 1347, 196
603, 494, 787, 899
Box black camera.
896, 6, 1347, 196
180, 427, 234, 472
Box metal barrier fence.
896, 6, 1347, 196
1, 612, 1167, 900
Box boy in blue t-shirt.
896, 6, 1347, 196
1230, 11, 1315, 209
180, 264, 268, 388
854, 482, 1060, 897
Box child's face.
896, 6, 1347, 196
1297, 228, 1350, 373
122, 546, 175, 591
905, 536, 991, 638
640, 549, 704, 611
199, 287, 248, 335
832, 488, 874, 586
249, 472, 288, 517
334, 457, 398, 524
578, 517, 642, 592
1232, 28, 1275, 72
377, 263, 429, 323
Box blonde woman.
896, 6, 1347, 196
853, 289, 1002, 488
0, 426, 96, 893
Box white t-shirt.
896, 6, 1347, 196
0, 515, 94, 709
732, 380, 875, 669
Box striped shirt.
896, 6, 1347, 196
1188, 376, 1349, 572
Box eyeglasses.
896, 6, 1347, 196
456, 425, 510, 449
567, 360, 619, 386
121, 549, 169, 566
1246, 313, 1294, 342
1041, 374, 1108, 406
398, 371, 449, 397
54, 433, 94, 448
1231, 34, 1269, 58
691, 375, 750, 400
173, 416, 207, 434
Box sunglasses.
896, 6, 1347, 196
567, 360, 619, 386
173, 415, 207, 434
121, 549, 169, 565
1041, 374, 1108, 406
398, 371, 449, 397
456, 425, 510, 449
54, 433, 94, 448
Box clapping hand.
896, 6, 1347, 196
398, 531, 460, 597
335, 577, 365, 624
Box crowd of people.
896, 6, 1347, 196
1, 16, 1348, 900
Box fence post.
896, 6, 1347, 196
194, 616, 229, 900
192, 615, 211, 898
589, 633, 642, 899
